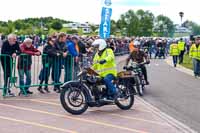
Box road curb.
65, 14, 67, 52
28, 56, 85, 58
136, 96, 197, 133
165, 57, 194, 77
117, 56, 197, 132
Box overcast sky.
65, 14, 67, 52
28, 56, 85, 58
0, 0, 200, 25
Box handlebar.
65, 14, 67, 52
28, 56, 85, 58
131, 61, 149, 66
123, 61, 149, 71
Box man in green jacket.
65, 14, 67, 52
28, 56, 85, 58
170, 41, 180, 67
92, 39, 118, 100
178, 38, 186, 64
189, 37, 200, 78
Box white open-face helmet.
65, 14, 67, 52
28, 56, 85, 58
134, 40, 140, 46
92, 39, 107, 51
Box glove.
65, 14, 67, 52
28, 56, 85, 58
99, 59, 106, 64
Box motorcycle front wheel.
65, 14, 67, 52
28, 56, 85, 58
135, 76, 144, 96
60, 82, 88, 115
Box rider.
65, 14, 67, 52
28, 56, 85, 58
92, 39, 118, 100
124, 40, 150, 85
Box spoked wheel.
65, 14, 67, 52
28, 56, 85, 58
60, 83, 88, 115
115, 83, 134, 110
135, 76, 144, 96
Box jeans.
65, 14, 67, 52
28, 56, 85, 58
103, 74, 117, 96
179, 51, 185, 64
39, 63, 52, 86
52, 58, 62, 88
64, 56, 73, 82
193, 58, 200, 76
18, 69, 31, 91
1, 57, 12, 89
172, 56, 178, 66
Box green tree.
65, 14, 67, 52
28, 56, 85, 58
111, 20, 117, 35
14, 20, 23, 30
51, 21, 63, 31
117, 9, 154, 37
118, 10, 140, 36
136, 10, 154, 36
7, 20, 14, 34
182, 20, 200, 35
154, 15, 174, 37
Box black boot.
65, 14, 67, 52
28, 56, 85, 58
37, 87, 45, 94
53, 87, 58, 92
26, 90, 33, 94
44, 87, 50, 93
56, 88, 61, 93
18, 90, 28, 96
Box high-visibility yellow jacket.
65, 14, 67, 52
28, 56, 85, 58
170, 43, 180, 56
92, 48, 117, 78
189, 44, 200, 60
178, 41, 185, 51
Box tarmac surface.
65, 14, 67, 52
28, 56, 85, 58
0, 55, 197, 133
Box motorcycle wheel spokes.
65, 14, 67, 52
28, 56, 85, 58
66, 88, 85, 109
118, 85, 131, 105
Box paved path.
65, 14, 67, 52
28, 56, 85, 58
0, 56, 194, 133
143, 58, 200, 132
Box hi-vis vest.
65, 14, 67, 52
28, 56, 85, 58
178, 41, 185, 51
189, 44, 200, 60
92, 48, 117, 77
170, 43, 179, 56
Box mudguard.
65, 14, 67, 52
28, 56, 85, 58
61, 81, 93, 103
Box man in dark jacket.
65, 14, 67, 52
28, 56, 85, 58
125, 42, 150, 85
18, 38, 41, 95
1, 34, 21, 96
52, 33, 67, 93
37, 37, 61, 93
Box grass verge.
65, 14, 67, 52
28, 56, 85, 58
181, 54, 193, 70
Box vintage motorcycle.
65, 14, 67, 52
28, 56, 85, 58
124, 62, 148, 96
60, 64, 135, 115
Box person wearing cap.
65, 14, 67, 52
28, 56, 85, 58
189, 37, 200, 78
169, 40, 180, 67
18, 38, 41, 95
125, 40, 150, 85
92, 39, 118, 100
1, 34, 21, 97
178, 38, 186, 64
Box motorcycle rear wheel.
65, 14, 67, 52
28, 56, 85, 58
115, 83, 134, 110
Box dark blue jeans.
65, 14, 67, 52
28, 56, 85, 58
193, 58, 200, 76
179, 51, 185, 64
64, 56, 73, 82
103, 74, 117, 96
172, 56, 178, 66
52, 58, 62, 88
18, 69, 31, 91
